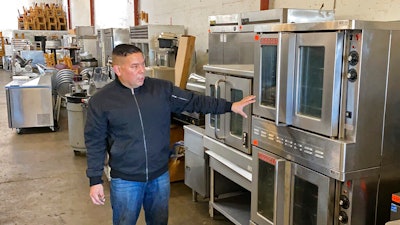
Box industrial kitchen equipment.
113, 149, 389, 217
203, 64, 254, 225
204, 64, 253, 154
97, 28, 129, 67
208, 8, 334, 65
208, 12, 255, 64
5, 75, 55, 134
251, 20, 400, 225
129, 25, 185, 67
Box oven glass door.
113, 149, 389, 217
205, 73, 226, 141
253, 33, 292, 124
251, 146, 287, 225
291, 32, 344, 137
224, 75, 252, 153
289, 163, 335, 225
205, 72, 252, 153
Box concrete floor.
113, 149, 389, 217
0, 69, 232, 225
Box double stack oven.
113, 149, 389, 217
251, 20, 400, 225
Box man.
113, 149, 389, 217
85, 44, 255, 225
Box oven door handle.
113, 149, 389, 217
275, 52, 287, 127
214, 79, 226, 140
274, 159, 287, 225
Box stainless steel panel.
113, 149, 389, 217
5, 76, 54, 129
112, 28, 130, 46
208, 14, 240, 26
208, 33, 224, 64
255, 20, 400, 33
203, 64, 254, 77
183, 125, 205, 156
101, 28, 130, 66
184, 125, 208, 197
377, 30, 400, 225
207, 150, 251, 191
241, 8, 335, 25
185, 151, 209, 197
340, 176, 379, 225
252, 116, 382, 181
208, 32, 256, 65
204, 136, 252, 174
224, 33, 255, 64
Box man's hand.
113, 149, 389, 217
231, 95, 256, 118
90, 184, 106, 205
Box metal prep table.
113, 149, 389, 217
5, 75, 55, 133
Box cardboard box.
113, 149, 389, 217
175, 35, 196, 89
168, 157, 185, 182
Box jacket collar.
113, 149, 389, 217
114, 77, 148, 92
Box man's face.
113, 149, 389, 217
113, 52, 146, 89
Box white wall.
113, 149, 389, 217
94, 0, 134, 29
69, 0, 90, 27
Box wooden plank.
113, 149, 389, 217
174, 35, 196, 89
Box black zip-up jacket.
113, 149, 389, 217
85, 77, 233, 186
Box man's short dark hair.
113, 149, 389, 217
112, 44, 143, 57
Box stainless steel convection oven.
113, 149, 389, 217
251, 20, 400, 225
205, 64, 253, 154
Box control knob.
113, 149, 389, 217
339, 195, 350, 209
347, 69, 357, 82
338, 211, 349, 224
348, 51, 359, 66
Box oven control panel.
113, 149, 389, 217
252, 125, 325, 159
251, 116, 344, 179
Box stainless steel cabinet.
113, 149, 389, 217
184, 125, 209, 198
5, 75, 54, 133
208, 33, 255, 65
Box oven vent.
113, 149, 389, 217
130, 25, 149, 40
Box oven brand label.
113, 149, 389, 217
258, 152, 276, 165
260, 37, 278, 45
392, 194, 400, 204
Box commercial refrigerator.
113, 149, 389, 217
97, 28, 130, 67
5, 75, 55, 133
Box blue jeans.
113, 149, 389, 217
110, 172, 170, 225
